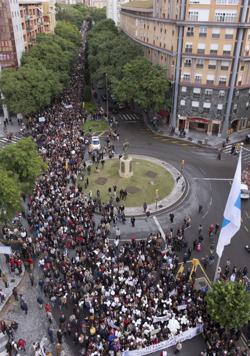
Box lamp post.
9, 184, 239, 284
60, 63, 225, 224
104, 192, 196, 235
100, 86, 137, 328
105, 73, 109, 122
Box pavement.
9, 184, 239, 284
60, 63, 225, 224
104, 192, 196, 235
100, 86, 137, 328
145, 117, 250, 149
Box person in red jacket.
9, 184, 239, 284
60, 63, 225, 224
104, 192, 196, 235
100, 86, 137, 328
17, 338, 26, 351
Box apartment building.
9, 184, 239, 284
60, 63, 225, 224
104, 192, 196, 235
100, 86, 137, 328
0, 0, 25, 68
107, 0, 128, 25
120, 0, 250, 136
84, 0, 107, 8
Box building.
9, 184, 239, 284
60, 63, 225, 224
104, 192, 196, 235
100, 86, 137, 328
120, 0, 250, 136
107, 0, 127, 25
84, 0, 107, 7
19, 0, 56, 51
0, 0, 25, 68
42, 0, 56, 34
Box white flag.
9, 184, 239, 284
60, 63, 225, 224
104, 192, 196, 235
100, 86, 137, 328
216, 150, 242, 258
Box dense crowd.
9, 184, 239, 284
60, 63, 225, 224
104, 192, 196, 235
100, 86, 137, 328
1, 23, 249, 356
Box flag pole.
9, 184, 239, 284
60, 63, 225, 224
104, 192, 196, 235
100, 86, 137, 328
213, 256, 221, 282
213, 145, 243, 283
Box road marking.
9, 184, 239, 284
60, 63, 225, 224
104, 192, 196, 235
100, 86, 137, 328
202, 196, 212, 219
193, 178, 233, 181
153, 216, 166, 243
244, 225, 249, 232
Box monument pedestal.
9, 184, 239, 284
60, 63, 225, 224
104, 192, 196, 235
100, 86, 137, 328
119, 156, 133, 178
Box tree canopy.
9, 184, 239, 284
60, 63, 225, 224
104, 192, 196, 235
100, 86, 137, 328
88, 19, 171, 113
0, 137, 47, 193
206, 281, 250, 331
0, 170, 21, 220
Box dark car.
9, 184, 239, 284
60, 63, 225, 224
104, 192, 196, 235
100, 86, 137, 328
245, 134, 250, 144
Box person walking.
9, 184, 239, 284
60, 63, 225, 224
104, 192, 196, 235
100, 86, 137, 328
12, 287, 18, 301
215, 223, 220, 234
2, 273, 8, 288
131, 216, 135, 227
174, 342, 182, 354
143, 202, 147, 214
198, 204, 203, 214
169, 213, 174, 223
198, 224, 203, 236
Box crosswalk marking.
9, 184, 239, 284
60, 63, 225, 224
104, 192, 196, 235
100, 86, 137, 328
116, 113, 142, 122
222, 142, 250, 164
0, 135, 22, 148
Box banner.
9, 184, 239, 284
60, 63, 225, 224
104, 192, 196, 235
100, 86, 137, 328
0, 246, 12, 255
122, 325, 203, 356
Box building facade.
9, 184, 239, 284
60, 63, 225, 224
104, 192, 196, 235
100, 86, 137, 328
107, 0, 128, 25
0, 0, 25, 68
120, 0, 250, 136
84, 0, 107, 8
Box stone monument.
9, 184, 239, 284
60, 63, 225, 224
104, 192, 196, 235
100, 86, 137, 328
119, 140, 133, 178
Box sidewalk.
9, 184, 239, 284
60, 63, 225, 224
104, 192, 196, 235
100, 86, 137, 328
145, 117, 250, 149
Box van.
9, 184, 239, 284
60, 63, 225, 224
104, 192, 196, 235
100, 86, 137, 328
241, 183, 250, 199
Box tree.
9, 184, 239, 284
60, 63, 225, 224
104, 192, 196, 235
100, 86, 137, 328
0, 138, 47, 193
0, 64, 63, 115
55, 21, 81, 46
206, 281, 250, 331
0, 169, 21, 220
111, 58, 170, 112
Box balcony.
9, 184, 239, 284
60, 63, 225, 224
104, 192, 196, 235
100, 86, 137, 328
223, 51, 231, 56
212, 34, 220, 39
221, 66, 229, 71
186, 32, 194, 37
184, 62, 192, 67
199, 33, 207, 38
219, 81, 227, 86
208, 65, 216, 70
210, 50, 218, 55
207, 80, 214, 85
185, 48, 192, 54
196, 64, 204, 68
197, 49, 205, 54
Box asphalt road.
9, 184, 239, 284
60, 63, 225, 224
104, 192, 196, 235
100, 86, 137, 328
110, 118, 250, 280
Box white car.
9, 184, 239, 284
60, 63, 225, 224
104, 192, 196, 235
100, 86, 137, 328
91, 136, 101, 151
241, 183, 250, 199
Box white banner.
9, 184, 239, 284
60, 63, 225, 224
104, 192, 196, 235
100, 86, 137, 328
0, 246, 12, 255
122, 325, 203, 356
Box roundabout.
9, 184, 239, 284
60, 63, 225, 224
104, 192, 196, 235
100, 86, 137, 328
79, 154, 187, 216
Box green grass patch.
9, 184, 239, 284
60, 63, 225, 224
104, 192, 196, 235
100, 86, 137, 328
83, 101, 97, 114
83, 119, 109, 134
78, 158, 174, 207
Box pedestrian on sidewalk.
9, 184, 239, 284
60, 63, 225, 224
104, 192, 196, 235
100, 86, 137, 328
21, 300, 28, 315
198, 204, 203, 214
169, 213, 174, 223
215, 223, 220, 234
12, 287, 18, 301
29, 272, 35, 287
131, 216, 135, 227
174, 342, 182, 354
143, 202, 147, 213
2, 273, 8, 288
145, 210, 150, 222
198, 224, 203, 236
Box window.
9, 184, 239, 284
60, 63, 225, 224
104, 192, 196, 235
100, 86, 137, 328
219, 90, 225, 97
180, 100, 186, 106
185, 43, 192, 53
212, 28, 220, 38
221, 61, 230, 70
203, 102, 211, 113
196, 59, 204, 68
216, 0, 238, 4
181, 86, 187, 92
184, 58, 192, 67
189, 11, 199, 21
192, 101, 199, 108
217, 104, 223, 113
210, 44, 218, 55
205, 89, 213, 96
187, 26, 194, 37
183, 73, 191, 81
208, 60, 216, 69
207, 74, 215, 84
199, 26, 207, 37
195, 74, 202, 83
233, 103, 238, 112
223, 44, 231, 55
215, 10, 237, 22
197, 43, 205, 54
225, 29, 234, 39
219, 76, 227, 85
193, 88, 201, 97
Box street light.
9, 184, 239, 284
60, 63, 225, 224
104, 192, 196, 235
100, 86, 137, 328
105, 73, 109, 122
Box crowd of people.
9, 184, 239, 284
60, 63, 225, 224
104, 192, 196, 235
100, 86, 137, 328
0, 22, 249, 356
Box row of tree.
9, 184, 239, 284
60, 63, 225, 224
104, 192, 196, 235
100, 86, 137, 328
0, 138, 47, 221
0, 5, 105, 117
88, 19, 171, 113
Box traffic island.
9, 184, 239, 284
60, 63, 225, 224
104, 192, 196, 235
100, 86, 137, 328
78, 154, 188, 216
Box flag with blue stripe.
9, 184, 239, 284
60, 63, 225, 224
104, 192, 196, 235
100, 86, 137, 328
216, 150, 242, 258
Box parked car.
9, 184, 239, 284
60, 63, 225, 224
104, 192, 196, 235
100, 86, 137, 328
241, 183, 250, 199
245, 134, 250, 144
91, 136, 101, 151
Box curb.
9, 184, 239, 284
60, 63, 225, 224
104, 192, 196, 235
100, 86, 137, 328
0, 268, 25, 314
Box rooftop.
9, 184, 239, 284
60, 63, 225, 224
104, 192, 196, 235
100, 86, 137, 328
121, 0, 153, 9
